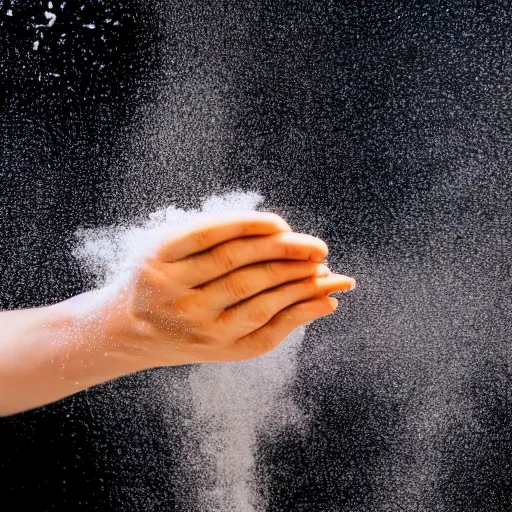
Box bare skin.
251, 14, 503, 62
0, 211, 355, 416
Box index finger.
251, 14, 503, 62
155, 211, 292, 262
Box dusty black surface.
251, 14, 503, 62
1, 1, 511, 510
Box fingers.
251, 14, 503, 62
173, 232, 329, 288
155, 211, 292, 262
218, 273, 355, 338
190, 260, 332, 313
234, 296, 338, 360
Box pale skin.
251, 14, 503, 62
0, 211, 356, 416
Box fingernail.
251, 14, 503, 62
314, 264, 332, 276
328, 297, 339, 308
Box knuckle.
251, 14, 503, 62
248, 301, 272, 325
264, 261, 282, 284
304, 276, 321, 294
213, 245, 235, 273
225, 272, 251, 300
173, 296, 195, 318
239, 221, 256, 237
306, 277, 322, 293
267, 212, 289, 229
280, 242, 294, 259
134, 266, 166, 299
217, 307, 233, 325
185, 254, 203, 276
137, 264, 157, 286
192, 228, 211, 248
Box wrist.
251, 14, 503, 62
49, 290, 151, 387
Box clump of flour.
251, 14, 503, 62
73, 191, 265, 295
73, 190, 308, 512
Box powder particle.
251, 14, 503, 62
73, 191, 308, 511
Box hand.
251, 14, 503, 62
96, 211, 356, 369
0, 211, 356, 415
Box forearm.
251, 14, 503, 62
0, 294, 145, 416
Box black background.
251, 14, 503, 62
1, 1, 511, 510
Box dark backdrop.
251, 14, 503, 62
1, 1, 511, 510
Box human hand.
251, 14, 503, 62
98, 211, 356, 369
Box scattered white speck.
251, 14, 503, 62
51, 73, 60, 77
60, 1, 66, 9
48, 1, 53, 8
6, 9, 13, 16
84, 23, 95, 29
44, 11, 57, 27
113, 21, 121, 26
33, 40, 39, 50
105, 18, 112, 23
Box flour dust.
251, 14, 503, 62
72, 190, 308, 512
